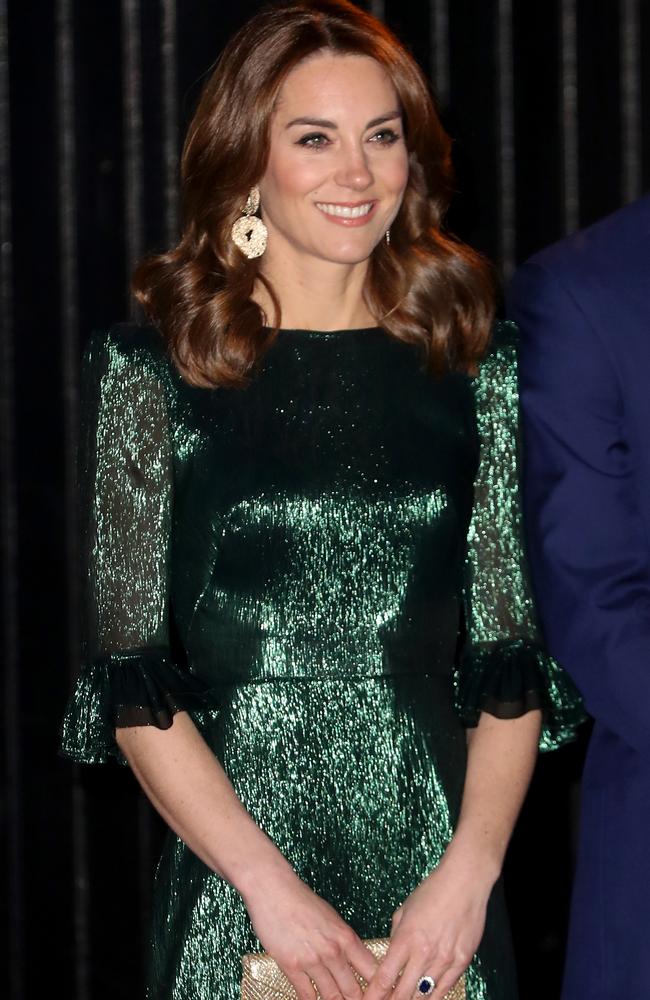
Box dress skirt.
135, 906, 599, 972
147, 675, 517, 1000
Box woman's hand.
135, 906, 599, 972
362, 712, 541, 1000
363, 853, 496, 1000
243, 866, 378, 1000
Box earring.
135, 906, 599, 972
231, 186, 268, 259
385, 229, 391, 246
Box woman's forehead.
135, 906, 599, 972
273, 52, 399, 119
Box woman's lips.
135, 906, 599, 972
314, 200, 379, 226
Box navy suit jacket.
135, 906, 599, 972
508, 195, 650, 1000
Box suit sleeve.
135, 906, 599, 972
60, 328, 208, 764
509, 260, 650, 753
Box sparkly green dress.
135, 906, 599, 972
61, 320, 583, 1000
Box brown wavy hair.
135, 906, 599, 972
132, 0, 495, 388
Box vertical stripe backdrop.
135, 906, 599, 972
1, 1, 647, 998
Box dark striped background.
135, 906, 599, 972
1, 1, 647, 998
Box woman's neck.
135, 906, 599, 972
253, 247, 378, 331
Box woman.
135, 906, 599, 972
61, 2, 584, 998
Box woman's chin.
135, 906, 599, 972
315, 237, 382, 266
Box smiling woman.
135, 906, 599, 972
60, 2, 584, 1000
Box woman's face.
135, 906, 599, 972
258, 52, 409, 268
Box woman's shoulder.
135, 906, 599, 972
473, 319, 519, 386
480, 319, 519, 370
83, 322, 170, 380
470, 319, 520, 415
85, 322, 166, 360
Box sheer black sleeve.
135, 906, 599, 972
60, 327, 207, 764
456, 321, 585, 751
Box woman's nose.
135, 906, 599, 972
334, 145, 373, 190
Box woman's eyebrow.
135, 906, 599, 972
285, 111, 402, 129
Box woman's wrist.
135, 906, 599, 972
435, 827, 504, 892
229, 840, 299, 905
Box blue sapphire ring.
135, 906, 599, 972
417, 976, 436, 996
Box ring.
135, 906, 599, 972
417, 976, 436, 995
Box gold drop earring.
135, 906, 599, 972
231, 186, 268, 259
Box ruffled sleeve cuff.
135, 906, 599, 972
455, 638, 587, 752
60, 646, 211, 764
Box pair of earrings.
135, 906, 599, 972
230, 186, 392, 258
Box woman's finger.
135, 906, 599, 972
363, 940, 408, 1000
309, 959, 362, 1000
345, 937, 380, 986
430, 957, 470, 999
287, 969, 319, 1000
326, 948, 364, 1000
392, 955, 440, 1000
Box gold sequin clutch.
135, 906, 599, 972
241, 938, 466, 1000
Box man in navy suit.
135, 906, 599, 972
507, 194, 650, 1000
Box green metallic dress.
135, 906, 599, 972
61, 320, 583, 1000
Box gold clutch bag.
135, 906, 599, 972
241, 938, 466, 1000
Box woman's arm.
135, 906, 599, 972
365, 325, 581, 1000
363, 710, 541, 1000
448, 709, 541, 884
117, 713, 287, 887
64, 330, 376, 1000
117, 714, 378, 1000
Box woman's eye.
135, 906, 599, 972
370, 128, 401, 145
297, 133, 330, 148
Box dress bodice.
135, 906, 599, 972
167, 327, 477, 684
